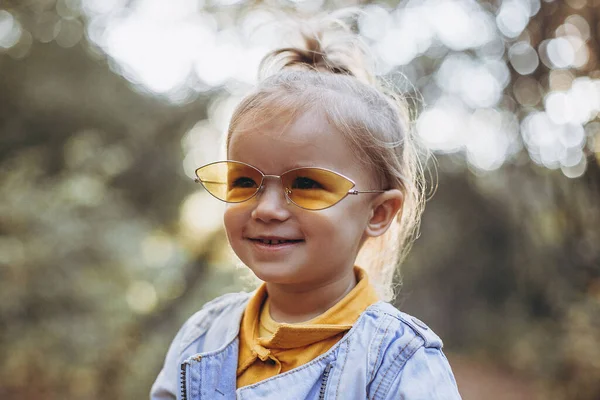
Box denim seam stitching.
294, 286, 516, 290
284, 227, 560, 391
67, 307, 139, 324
335, 339, 350, 400
370, 317, 392, 386
371, 336, 420, 400
367, 318, 391, 382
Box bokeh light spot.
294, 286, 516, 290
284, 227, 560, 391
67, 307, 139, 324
509, 42, 539, 75
565, 0, 588, 10
545, 92, 573, 125
55, 18, 84, 48
465, 109, 513, 171
561, 155, 587, 178
513, 76, 542, 106
358, 5, 391, 41
546, 37, 575, 69
549, 69, 575, 92
431, 1, 494, 50
417, 102, 466, 152
0, 10, 22, 49
61, 175, 106, 207
81, 0, 128, 15
564, 14, 590, 41
126, 281, 158, 314
141, 234, 175, 268
496, 0, 530, 39
180, 191, 225, 243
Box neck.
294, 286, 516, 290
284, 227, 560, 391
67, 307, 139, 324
266, 268, 358, 324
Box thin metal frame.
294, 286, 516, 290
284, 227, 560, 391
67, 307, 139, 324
194, 160, 386, 211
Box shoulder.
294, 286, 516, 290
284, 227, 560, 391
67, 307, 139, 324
384, 302, 443, 349
364, 303, 461, 399
150, 291, 252, 399
176, 291, 252, 354
362, 303, 440, 379
366, 301, 443, 352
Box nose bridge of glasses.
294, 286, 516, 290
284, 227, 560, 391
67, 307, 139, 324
260, 174, 283, 188
258, 174, 290, 199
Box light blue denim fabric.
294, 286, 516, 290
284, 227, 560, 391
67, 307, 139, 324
150, 292, 462, 400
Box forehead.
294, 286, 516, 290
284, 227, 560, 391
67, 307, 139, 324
228, 109, 366, 178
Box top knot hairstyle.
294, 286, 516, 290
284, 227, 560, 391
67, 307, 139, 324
226, 11, 427, 301
259, 16, 376, 85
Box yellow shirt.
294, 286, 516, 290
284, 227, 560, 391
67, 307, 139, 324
236, 267, 379, 388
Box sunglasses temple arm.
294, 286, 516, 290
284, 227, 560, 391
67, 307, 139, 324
348, 189, 387, 195
194, 179, 226, 184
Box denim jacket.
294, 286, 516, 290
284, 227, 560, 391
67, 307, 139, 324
150, 292, 462, 400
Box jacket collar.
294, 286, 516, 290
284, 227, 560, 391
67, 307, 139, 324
180, 292, 251, 354
183, 300, 397, 399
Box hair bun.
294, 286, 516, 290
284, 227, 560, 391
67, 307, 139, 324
273, 35, 351, 75
259, 11, 376, 85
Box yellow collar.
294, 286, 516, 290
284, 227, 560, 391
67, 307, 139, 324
237, 266, 379, 373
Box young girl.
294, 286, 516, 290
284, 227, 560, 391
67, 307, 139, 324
151, 14, 462, 400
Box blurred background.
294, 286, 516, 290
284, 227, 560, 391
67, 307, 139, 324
0, 0, 599, 399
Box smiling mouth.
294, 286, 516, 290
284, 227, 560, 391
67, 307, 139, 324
249, 239, 304, 245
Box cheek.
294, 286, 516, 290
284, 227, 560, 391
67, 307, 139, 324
337, 204, 371, 241
223, 205, 246, 238
307, 206, 367, 247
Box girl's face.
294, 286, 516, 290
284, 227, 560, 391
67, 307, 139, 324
224, 108, 379, 289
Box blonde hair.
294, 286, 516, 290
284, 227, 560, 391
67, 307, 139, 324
226, 12, 427, 301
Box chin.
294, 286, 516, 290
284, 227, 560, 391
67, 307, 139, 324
247, 264, 302, 285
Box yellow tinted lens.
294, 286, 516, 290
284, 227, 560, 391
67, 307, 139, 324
195, 161, 262, 202
281, 168, 354, 210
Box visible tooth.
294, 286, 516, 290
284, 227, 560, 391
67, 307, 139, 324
258, 239, 293, 244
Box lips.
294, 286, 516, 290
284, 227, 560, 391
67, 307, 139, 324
246, 234, 305, 247
248, 238, 304, 254
248, 237, 304, 245
252, 238, 303, 245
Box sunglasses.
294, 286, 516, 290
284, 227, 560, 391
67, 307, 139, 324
194, 160, 385, 210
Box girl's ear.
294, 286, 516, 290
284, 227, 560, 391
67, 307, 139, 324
364, 189, 404, 237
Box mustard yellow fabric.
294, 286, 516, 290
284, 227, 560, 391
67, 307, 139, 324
236, 267, 379, 388
257, 299, 278, 339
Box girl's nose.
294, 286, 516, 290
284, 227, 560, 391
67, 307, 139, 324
250, 178, 291, 222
